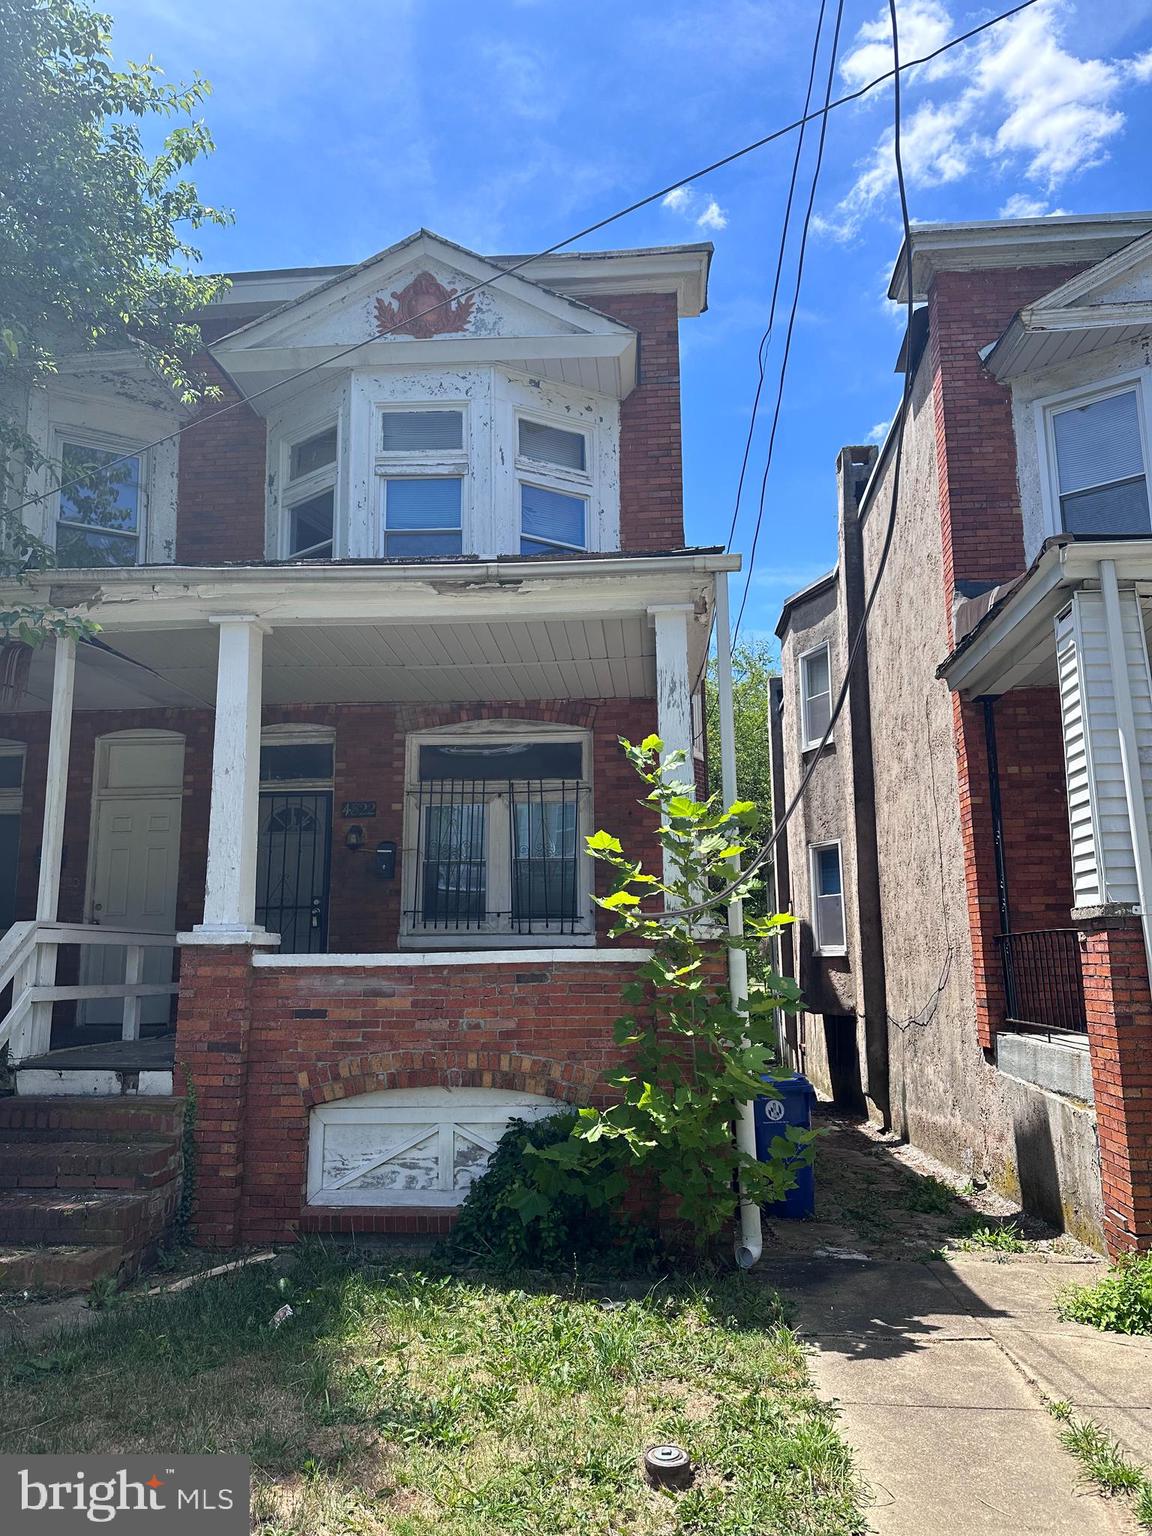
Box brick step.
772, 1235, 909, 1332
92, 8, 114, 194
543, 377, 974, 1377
0, 1187, 179, 1248
0, 1138, 180, 1191
0, 1097, 184, 1143
0, 1243, 126, 1293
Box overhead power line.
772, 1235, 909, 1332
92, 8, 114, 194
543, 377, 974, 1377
7, 0, 1041, 526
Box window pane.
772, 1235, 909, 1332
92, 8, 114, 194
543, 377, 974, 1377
0, 753, 23, 790
419, 741, 583, 782
259, 742, 334, 782
519, 418, 586, 471
815, 846, 842, 897
816, 892, 845, 950
385, 478, 462, 530
55, 524, 138, 568
383, 530, 464, 559
0, 814, 19, 931
521, 484, 586, 550
803, 647, 830, 699
289, 427, 337, 480
1061, 478, 1151, 536
422, 804, 486, 922
1053, 391, 1145, 494
288, 489, 334, 557
514, 801, 579, 920
381, 410, 464, 452
59, 442, 140, 533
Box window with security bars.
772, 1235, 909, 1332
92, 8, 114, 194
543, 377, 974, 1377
404, 736, 591, 938
1049, 387, 1151, 536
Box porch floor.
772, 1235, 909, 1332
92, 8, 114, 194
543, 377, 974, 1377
15, 1037, 176, 1073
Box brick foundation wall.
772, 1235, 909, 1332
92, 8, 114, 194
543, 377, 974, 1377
587, 293, 684, 551
178, 952, 651, 1244
1077, 914, 1152, 1255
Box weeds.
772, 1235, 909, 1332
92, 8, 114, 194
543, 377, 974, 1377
956, 1222, 1026, 1254
1058, 1253, 1152, 1335
901, 1175, 957, 1215
1048, 1403, 1152, 1524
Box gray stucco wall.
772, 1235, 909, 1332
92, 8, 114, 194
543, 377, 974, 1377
857, 349, 1104, 1247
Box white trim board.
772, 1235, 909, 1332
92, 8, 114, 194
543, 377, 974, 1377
252, 947, 652, 968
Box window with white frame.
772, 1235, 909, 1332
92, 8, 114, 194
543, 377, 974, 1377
377, 407, 467, 558
0, 742, 25, 932
403, 727, 592, 943
283, 424, 338, 559
799, 643, 833, 749
56, 438, 145, 567
517, 415, 590, 555
810, 842, 845, 954
1047, 384, 1151, 537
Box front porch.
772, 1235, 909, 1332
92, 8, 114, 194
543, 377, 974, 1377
0, 550, 737, 1242
943, 536, 1152, 1252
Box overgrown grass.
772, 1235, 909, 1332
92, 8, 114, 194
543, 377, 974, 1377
0, 1246, 864, 1535
955, 1221, 1027, 1254
1058, 1253, 1152, 1335
1048, 1402, 1152, 1526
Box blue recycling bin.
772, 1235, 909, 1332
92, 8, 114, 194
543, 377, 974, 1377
754, 1073, 817, 1219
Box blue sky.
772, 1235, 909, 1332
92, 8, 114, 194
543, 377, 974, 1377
110, 0, 1152, 642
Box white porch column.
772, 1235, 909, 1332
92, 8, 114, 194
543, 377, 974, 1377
36, 633, 76, 922
649, 603, 697, 888
184, 615, 278, 946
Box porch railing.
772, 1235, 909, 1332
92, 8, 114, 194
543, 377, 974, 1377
0, 921, 179, 1062
995, 928, 1087, 1036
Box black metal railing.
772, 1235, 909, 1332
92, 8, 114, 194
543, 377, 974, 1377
995, 928, 1087, 1035
406, 778, 591, 935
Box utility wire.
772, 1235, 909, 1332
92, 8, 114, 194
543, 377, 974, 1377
669, 0, 918, 922
7, 0, 1041, 526
731, 0, 847, 645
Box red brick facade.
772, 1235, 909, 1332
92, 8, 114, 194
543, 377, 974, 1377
175, 356, 267, 565
177, 946, 646, 1244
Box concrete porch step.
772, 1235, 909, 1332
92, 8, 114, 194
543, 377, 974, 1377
0, 1187, 179, 1248
0, 1097, 184, 1142
0, 1138, 180, 1191
0, 1243, 127, 1294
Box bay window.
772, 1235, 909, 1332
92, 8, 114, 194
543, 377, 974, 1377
403, 728, 592, 944
517, 415, 590, 555
1045, 382, 1151, 537
378, 407, 467, 557
284, 424, 337, 559
56, 439, 144, 567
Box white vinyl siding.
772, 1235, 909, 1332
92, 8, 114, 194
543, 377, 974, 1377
1055, 589, 1152, 909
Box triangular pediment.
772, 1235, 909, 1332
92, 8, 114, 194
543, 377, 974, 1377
1032, 230, 1152, 313
214, 230, 632, 353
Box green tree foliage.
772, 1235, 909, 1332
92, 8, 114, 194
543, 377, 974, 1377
488, 735, 811, 1253
705, 634, 777, 812
0, 0, 229, 631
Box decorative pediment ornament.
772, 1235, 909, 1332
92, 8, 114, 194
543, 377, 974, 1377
374, 271, 476, 339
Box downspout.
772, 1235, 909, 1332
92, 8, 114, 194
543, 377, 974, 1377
714, 571, 762, 1269
1097, 560, 1152, 982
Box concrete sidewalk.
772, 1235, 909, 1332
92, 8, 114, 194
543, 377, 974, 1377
767, 1253, 1147, 1535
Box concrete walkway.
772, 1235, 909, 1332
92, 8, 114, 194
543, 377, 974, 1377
767, 1253, 1148, 1535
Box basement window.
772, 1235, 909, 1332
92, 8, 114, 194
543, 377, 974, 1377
799, 642, 833, 750
1047, 383, 1151, 536
810, 841, 846, 955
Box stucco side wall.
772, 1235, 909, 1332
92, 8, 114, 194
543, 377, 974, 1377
858, 348, 1103, 1245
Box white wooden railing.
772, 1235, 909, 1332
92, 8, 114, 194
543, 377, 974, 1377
0, 921, 178, 1062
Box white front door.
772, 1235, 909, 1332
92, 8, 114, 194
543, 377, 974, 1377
81, 734, 184, 1027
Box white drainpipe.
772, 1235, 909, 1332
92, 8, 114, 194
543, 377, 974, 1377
1098, 559, 1152, 981
713, 572, 763, 1269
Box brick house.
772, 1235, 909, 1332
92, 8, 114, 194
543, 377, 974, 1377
0, 231, 740, 1266
771, 211, 1152, 1255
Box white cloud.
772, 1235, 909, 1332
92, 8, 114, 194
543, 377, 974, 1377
998, 193, 1068, 219
662, 185, 693, 212
662, 184, 729, 233
696, 198, 729, 231
866, 419, 891, 443
820, 0, 1149, 241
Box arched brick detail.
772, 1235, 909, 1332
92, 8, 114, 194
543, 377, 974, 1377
299, 1049, 599, 1108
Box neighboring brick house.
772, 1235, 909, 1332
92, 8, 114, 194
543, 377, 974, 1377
771, 211, 1152, 1254
0, 231, 734, 1262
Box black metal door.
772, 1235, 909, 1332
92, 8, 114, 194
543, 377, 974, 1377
255, 792, 332, 953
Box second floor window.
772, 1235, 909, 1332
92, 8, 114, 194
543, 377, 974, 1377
378, 408, 466, 558
285, 425, 337, 559
57, 440, 143, 567
518, 417, 589, 555
800, 643, 832, 750
1049, 385, 1150, 536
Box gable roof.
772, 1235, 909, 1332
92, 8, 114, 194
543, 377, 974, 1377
983, 228, 1152, 380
